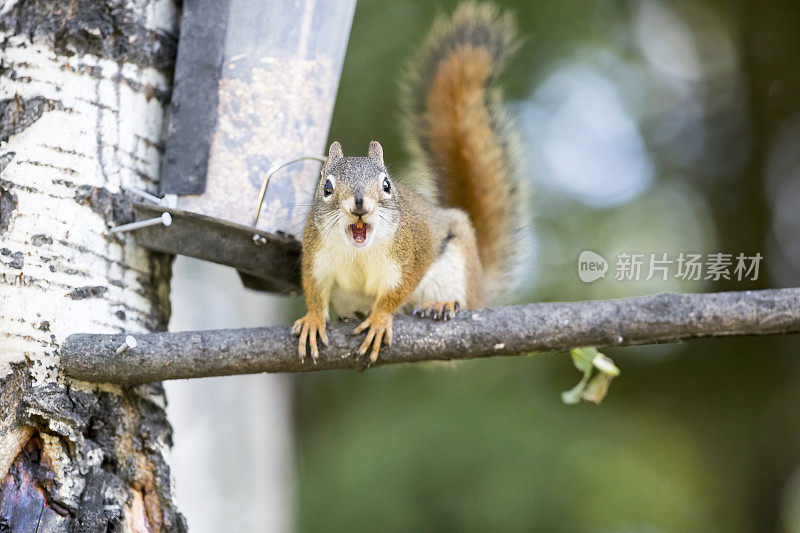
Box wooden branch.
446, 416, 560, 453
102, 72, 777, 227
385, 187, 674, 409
60, 288, 800, 384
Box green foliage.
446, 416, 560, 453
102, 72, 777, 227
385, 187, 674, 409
562, 348, 620, 405
296, 357, 727, 532
300, 0, 800, 531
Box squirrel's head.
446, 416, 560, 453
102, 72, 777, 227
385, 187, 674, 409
313, 141, 399, 249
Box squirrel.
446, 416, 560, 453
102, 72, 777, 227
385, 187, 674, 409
293, 2, 523, 363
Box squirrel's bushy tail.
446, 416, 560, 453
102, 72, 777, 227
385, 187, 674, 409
402, 2, 523, 298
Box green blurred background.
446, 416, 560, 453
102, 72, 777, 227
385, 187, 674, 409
294, 1, 800, 531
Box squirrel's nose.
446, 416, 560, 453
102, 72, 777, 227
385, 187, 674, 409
351, 197, 368, 216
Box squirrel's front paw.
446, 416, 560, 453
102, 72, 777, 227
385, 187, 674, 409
354, 310, 394, 364
412, 301, 460, 321
292, 312, 329, 363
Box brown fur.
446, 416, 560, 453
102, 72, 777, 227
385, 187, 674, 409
293, 220, 329, 361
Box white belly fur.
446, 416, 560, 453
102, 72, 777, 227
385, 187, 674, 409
407, 244, 467, 309
313, 235, 467, 318
313, 240, 402, 318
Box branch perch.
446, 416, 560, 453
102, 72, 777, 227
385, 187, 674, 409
61, 288, 800, 384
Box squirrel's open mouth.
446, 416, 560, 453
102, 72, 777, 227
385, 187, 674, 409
347, 220, 372, 248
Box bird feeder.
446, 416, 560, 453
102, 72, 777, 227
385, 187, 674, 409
128, 0, 356, 294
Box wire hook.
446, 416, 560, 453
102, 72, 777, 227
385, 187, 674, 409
251, 155, 326, 228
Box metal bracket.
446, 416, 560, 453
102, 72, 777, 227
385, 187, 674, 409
131, 202, 302, 294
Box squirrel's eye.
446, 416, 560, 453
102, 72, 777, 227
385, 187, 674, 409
323, 179, 333, 197
382, 177, 391, 194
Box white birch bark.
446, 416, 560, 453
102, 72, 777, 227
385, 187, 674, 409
0, 0, 185, 530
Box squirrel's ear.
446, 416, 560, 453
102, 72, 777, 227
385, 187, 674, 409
328, 141, 343, 161
368, 140, 384, 165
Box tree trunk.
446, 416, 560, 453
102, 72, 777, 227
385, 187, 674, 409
0, 1, 184, 530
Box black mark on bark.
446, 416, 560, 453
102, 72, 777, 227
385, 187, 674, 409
0, 433, 67, 531
0, 185, 17, 234
0, 152, 15, 174
74, 185, 134, 225
67, 286, 108, 300
8, 251, 24, 269
0, 96, 63, 143
0, 0, 178, 74
30, 234, 53, 246
16, 384, 187, 531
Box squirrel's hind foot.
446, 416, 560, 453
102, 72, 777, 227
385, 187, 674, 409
412, 301, 461, 321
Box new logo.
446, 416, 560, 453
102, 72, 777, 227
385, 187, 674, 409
578, 251, 608, 283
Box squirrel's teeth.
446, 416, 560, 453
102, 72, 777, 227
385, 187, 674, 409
349, 222, 369, 246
